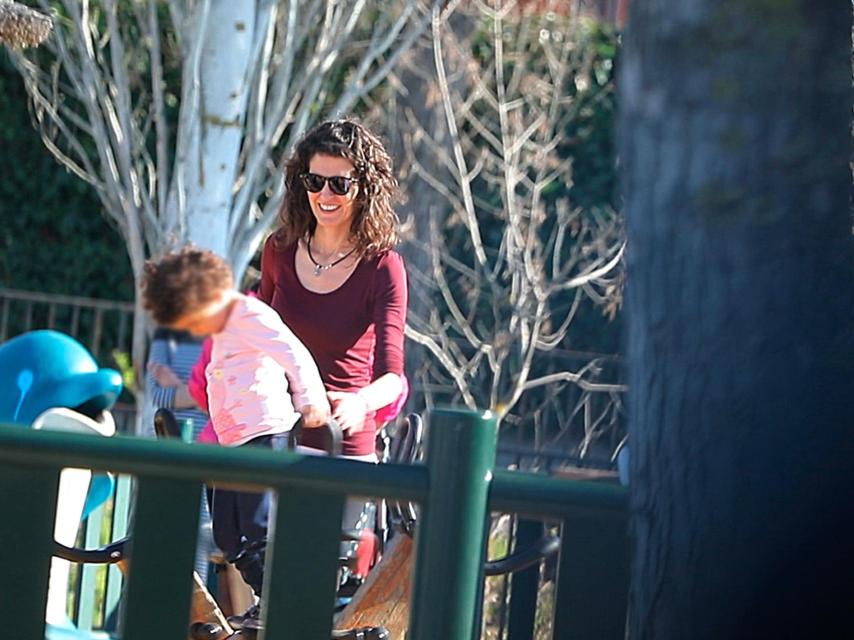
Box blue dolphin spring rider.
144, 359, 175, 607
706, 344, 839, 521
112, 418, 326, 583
0, 329, 121, 426
0, 330, 123, 632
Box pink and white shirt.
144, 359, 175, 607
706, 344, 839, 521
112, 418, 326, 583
206, 294, 328, 446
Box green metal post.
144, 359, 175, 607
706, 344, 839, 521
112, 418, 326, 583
263, 488, 344, 639
409, 408, 498, 640
0, 463, 59, 640
121, 475, 202, 640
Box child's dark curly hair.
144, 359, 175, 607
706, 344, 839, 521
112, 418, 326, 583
276, 118, 400, 256
141, 246, 233, 325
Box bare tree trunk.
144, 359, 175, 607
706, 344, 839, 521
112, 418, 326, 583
169, 1, 258, 256
621, 2, 854, 638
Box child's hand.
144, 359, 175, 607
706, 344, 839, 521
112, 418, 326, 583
148, 363, 182, 388
300, 404, 330, 428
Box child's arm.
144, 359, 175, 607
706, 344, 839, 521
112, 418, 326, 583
299, 404, 330, 428
146, 340, 197, 410
149, 362, 182, 387
240, 303, 330, 424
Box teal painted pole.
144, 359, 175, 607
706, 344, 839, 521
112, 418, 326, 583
409, 408, 498, 640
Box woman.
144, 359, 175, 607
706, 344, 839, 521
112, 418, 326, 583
259, 118, 407, 459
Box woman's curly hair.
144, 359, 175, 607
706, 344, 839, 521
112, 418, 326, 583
276, 118, 400, 256
141, 246, 233, 325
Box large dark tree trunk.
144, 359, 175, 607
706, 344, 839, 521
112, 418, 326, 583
620, 2, 854, 638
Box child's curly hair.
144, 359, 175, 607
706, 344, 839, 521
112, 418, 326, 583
141, 246, 233, 325
276, 118, 400, 256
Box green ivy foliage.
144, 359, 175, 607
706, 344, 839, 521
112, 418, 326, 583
0, 56, 134, 301
561, 22, 619, 211
556, 22, 622, 356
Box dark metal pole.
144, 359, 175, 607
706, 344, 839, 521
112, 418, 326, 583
506, 518, 544, 640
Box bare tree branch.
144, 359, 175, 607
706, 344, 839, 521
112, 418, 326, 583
391, 0, 624, 454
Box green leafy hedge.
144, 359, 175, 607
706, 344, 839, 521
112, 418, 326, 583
0, 56, 134, 301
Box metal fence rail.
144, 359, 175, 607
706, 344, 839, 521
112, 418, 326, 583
0, 408, 627, 640
0, 287, 134, 362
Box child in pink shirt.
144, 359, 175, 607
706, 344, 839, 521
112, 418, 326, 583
141, 246, 329, 630
189, 337, 410, 445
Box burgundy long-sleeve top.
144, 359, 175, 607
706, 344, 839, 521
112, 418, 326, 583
259, 237, 408, 456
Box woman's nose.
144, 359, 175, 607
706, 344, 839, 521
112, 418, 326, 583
319, 180, 340, 197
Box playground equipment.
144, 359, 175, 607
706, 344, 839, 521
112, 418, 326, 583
0, 330, 122, 630
1, 407, 629, 640
152, 408, 389, 640
0, 329, 629, 639
0, 329, 388, 638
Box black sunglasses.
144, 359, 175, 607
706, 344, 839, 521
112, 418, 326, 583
299, 172, 357, 196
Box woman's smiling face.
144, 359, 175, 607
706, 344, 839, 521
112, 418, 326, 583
305, 154, 360, 234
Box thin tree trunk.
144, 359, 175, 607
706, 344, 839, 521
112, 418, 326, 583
174, 0, 257, 256
621, 2, 854, 638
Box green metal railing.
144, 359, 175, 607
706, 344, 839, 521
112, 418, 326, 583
0, 408, 627, 640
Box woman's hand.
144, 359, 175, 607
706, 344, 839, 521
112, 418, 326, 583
300, 404, 331, 428
327, 390, 368, 433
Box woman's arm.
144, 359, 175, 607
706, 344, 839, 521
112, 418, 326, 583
354, 373, 404, 411
330, 252, 408, 431
368, 251, 408, 403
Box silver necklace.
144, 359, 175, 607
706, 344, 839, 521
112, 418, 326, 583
306, 237, 357, 276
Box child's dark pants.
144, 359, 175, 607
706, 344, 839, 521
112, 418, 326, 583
209, 433, 288, 597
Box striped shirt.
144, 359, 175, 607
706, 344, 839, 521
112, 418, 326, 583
145, 330, 208, 439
